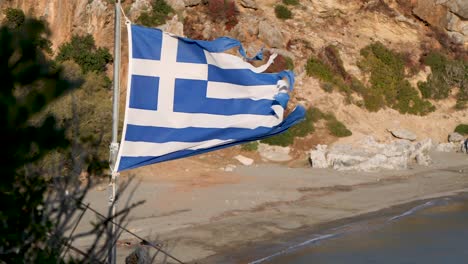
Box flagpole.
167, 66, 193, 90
109, 0, 121, 263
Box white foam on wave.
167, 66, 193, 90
388, 201, 435, 222
248, 234, 336, 264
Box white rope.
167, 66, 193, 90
119, 4, 131, 25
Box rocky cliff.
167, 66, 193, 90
1, 0, 466, 148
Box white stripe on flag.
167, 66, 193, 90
207, 82, 277, 100
120, 139, 231, 157
125, 108, 283, 129
205, 51, 276, 73
131, 58, 208, 80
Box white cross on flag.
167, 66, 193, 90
115, 24, 305, 172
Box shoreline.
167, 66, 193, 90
205, 189, 468, 264
75, 151, 468, 263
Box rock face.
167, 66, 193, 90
448, 132, 464, 142
388, 128, 417, 141
258, 21, 285, 48
309, 136, 435, 172
413, 0, 468, 45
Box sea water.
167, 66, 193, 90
255, 195, 468, 264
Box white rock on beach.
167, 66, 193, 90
234, 155, 254, 166
411, 138, 433, 163
308, 136, 435, 172
309, 144, 328, 168
448, 132, 464, 142
436, 142, 456, 152
258, 143, 292, 162
388, 128, 417, 141
224, 164, 237, 172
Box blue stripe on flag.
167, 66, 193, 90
208, 65, 280, 86
176, 40, 207, 64
125, 124, 273, 143
173, 79, 275, 115
129, 75, 159, 110
117, 106, 307, 171
132, 25, 162, 60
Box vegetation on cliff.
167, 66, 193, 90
137, 0, 174, 27
418, 51, 467, 109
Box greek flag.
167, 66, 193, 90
115, 24, 305, 172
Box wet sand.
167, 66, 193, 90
74, 151, 468, 263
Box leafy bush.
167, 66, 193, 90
45, 63, 112, 165
358, 42, 434, 115
305, 52, 352, 95
0, 18, 80, 262
56, 34, 112, 73
326, 118, 352, 137
137, 0, 173, 27
275, 5, 292, 19
241, 141, 259, 151
417, 51, 467, 109
282, 0, 299, 5
4, 8, 25, 28
2, 8, 52, 54
261, 107, 315, 146
454, 124, 468, 135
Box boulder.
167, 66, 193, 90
234, 155, 254, 166
258, 143, 292, 162
308, 136, 434, 172
184, 0, 202, 7
411, 138, 433, 165
240, 0, 257, 10
160, 15, 184, 36
416, 152, 432, 166
309, 145, 328, 168
258, 21, 285, 48
166, 0, 185, 11
388, 128, 417, 141
436, 142, 456, 152
448, 132, 464, 142
224, 164, 237, 172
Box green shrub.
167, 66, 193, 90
282, 0, 299, 5
241, 141, 259, 151
3, 8, 25, 28
56, 35, 112, 73
306, 54, 352, 95
261, 107, 315, 146
2, 8, 52, 54
454, 124, 468, 135
326, 118, 352, 137
137, 0, 173, 27
275, 5, 292, 19
306, 56, 335, 83
358, 42, 434, 115
417, 51, 467, 109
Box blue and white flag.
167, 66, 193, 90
115, 24, 305, 172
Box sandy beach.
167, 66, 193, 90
75, 151, 468, 263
